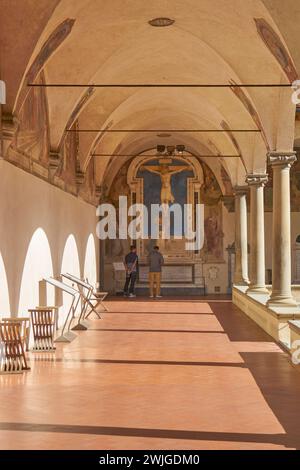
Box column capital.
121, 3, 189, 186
267, 151, 297, 168
233, 185, 248, 196
245, 173, 268, 187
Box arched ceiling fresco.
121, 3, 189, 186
2, 0, 300, 188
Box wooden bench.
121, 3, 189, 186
0, 321, 30, 373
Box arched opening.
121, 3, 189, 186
60, 234, 81, 326
0, 252, 11, 316
84, 234, 97, 289
18, 228, 54, 316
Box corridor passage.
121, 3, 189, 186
1, 298, 300, 450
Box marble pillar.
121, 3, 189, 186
267, 152, 298, 307
233, 186, 249, 285
246, 174, 268, 294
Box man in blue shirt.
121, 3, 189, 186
123, 245, 138, 298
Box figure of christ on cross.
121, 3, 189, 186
140, 160, 189, 205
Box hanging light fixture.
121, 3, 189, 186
156, 144, 185, 156
176, 145, 185, 155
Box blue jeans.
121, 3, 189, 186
124, 272, 137, 294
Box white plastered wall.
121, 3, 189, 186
0, 160, 99, 317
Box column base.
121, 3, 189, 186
246, 285, 269, 295
267, 294, 298, 308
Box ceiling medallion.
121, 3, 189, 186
148, 18, 175, 27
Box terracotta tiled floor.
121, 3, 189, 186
1, 297, 300, 450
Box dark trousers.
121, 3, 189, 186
124, 272, 137, 294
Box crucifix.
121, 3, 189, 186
140, 158, 189, 204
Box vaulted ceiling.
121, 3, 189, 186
2, 0, 300, 187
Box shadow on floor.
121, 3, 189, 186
89, 328, 225, 334
209, 300, 300, 449
0, 421, 289, 447
35, 357, 245, 368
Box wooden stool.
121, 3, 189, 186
29, 309, 56, 352
1, 317, 30, 352
0, 321, 30, 373
36, 306, 59, 330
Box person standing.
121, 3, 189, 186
123, 245, 138, 298
148, 246, 164, 298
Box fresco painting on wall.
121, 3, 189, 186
201, 162, 222, 205
105, 158, 225, 261
264, 164, 273, 211
220, 164, 233, 195
201, 163, 224, 261
105, 160, 131, 259
15, 18, 76, 114
290, 157, 300, 211
203, 205, 224, 261
220, 120, 247, 171
59, 86, 95, 150
138, 158, 194, 235
57, 122, 78, 194
9, 72, 49, 167
254, 18, 298, 83
79, 158, 96, 204
229, 78, 269, 150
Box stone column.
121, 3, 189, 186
246, 174, 268, 294
233, 186, 249, 285
267, 152, 297, 307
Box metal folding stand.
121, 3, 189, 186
60, 273, 109, 320
61, 273, 93, 331
63, 273, 108, 320
82, 278, 109, 319
85, 291, 109, 319
44, 277, 80, 343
